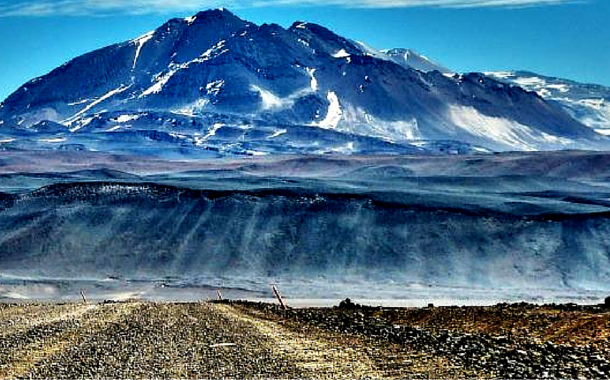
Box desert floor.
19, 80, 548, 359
1, 300, 609, 379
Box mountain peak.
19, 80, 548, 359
289, 21, 361, 57
180, 8, 243, 26
289, 21, 338, 37
383, 48, 452, 74
0, 11, 604, 156
194, 8, 237, 19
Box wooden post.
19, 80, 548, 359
272, 284, 288, 310
216, 289, 223, 301
80, 290, 88, 304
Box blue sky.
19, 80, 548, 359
0, 0, 608, 101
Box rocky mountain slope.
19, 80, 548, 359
486, 71, 610, 135
0, 9, 607, 156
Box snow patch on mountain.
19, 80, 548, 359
140, 40, 229, 98
486, 71, 610, 133
113, 114, 142, 123
383, 48, 452, 74
449, 105, 535, 150
511, 76, 546, 88
64, 85, 131, 127
306, 68, 318, 92
316, 92, 342, 129
565, 99, 610, 131
105, 125, 126, 132
172, 98, 210, 117
141, 71, 173, 97
206, 80, 224, 96
351, 42, 451, 74
448, 105, 573, 151
132, 31, 154, 69
70, 116, 96, 132
352, 41, 388, 60
578, 99, 610, 129
251, 85, 284, 110
595, 128, 610, 136
341, 103, 420, 142
67, 99, 90, 106
268, 129, 287, 139
327, 141, 356, 154
201, 123, 224, 141
333, 49, 350, 59
39, 137, 67, 143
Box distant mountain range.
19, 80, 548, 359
1, 8, 609, 157
486, 71, 610, 136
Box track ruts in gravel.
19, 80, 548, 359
231, 303, 478, 379
0, 303, 136, 379
214, 303, 388, 379
0, 304, 93, 338
7, 301, 606, 379
2, 303, 309, 379
233, 301, 610, 379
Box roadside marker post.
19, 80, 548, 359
272, 284, 288, 310
80, 290, 88, 304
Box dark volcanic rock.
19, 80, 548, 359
0, 181, 610, 291
236, 301, 610, 379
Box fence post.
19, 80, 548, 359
272, 284, 288, 310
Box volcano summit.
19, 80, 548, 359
1, 9, 608, 157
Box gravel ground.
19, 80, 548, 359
1, 300, 609, 379
235, 300, 610, 379
1, 302, 304, 379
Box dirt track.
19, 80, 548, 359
0, 301, 609, 379
0, 302, 385, 379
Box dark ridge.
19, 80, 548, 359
14, 181, 610, 222
193, 8, 240, 21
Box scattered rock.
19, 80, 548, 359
338, 298, 358, 310
2, 301, 609, 379
238, 300, 610, 379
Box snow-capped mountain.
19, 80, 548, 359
382, 48, 452, 74
486, 71, 610, 135
0, 9, 607, 156
349, 42, 451, 74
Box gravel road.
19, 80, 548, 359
1, 301, 609, 379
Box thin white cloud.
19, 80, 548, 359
0, 0, 586, 17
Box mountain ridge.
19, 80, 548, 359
0, 8, 608, 157
486, 70, 610, 135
